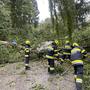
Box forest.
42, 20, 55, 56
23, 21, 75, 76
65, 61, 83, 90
0, 0, 90, 90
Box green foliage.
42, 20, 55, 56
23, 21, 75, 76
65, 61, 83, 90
0, 45, 23, 64
10, 0, 39, 28
28, 21, 57, 48
55, 65, 64, 74
0, 1, 11, 29
72, 25, 90, 47
75, 0, 90, 28
83, 61, 90, 90
0, 0, 39, 42
0, 45, 9, 64
48, 0, 90, 43
0, 29, 8, 40
48, 0, 76, 42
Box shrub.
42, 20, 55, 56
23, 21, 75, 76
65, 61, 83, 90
0, 44, 23, 64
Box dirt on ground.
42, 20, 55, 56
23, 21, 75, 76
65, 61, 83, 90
0, 60, 76, 90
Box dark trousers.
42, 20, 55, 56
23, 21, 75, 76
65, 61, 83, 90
74, 65, 83, 90
48, 59, 54, 67
25, 57, 30, 65
74, 65, 83, 75
74, 65, 83, 77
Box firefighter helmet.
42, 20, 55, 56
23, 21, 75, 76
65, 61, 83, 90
73, 43, 79, 47
25, 40, 30, 45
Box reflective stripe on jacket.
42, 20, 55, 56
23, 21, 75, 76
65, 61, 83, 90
76, 78, 83, 83
25, 48, 30, 53
63, 52, 71, 55
71, 46, 87, 65
46, 55, 55, 59
71, 46, 87, 60
71, 47, 82, 60
25, 45, 30, 56
63, 44, 72, 55
25, 55, 29, 57
71, 60, 83, 65
46, 44, 58, 59
65, 44, 71, 49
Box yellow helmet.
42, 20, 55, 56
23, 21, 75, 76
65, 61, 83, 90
65, 40, 70, 44
54, 39, 59, 45
73, 43, 79, 47
25, 40, 30, 45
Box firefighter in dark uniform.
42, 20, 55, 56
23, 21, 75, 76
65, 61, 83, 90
62, 40, 72, 60
71, 43, 87, 90
46, 40, 60, 73
24, 40, 31, 70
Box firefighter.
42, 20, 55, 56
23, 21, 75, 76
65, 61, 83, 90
46, 40, 59, 73
62, 40, 72, 60
71, 43, 87, 90
24, 40, 31, 70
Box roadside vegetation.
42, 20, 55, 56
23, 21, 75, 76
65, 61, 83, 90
0, 0, 90, 90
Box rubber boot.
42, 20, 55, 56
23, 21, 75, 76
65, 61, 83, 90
48, 67, 55, 74
25, 66, 30, 70
76, 83, 82, 90
75, 78, 83, 90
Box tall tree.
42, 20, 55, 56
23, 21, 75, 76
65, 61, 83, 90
48, 0, 76, 42
75, 0, 89, 28
60, 0, 76, 42
10, 0, 39, 39
48, 0, 55, 31
10, 0, 23, 28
